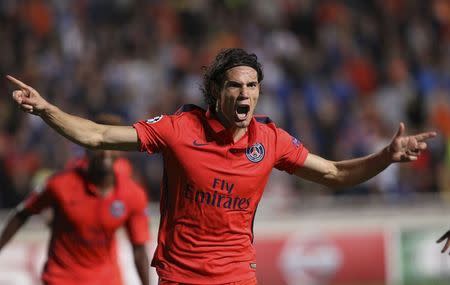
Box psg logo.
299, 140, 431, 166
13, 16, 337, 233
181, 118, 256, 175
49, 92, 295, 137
110, 200, 125, 218
246, 143, 265, 163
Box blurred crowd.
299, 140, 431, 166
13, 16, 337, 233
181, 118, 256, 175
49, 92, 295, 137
1, 0, 450, 209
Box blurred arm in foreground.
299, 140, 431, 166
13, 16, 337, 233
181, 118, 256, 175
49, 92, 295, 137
0, 207, 31, 251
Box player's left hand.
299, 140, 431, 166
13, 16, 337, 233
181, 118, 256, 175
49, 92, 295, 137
437, 231, 450, 254
387, 122, 436, 163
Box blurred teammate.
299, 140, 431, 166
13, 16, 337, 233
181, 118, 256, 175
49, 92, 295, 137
7, 48, 436, 285
0, 114, 151, 285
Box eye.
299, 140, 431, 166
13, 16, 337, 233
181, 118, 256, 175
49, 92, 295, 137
226, 82, 241, 89
247, 82, 257, 88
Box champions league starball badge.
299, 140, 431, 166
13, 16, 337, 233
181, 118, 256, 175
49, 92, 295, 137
246, 143, 265, 163
110, 200, 125, 218
146, 115, 163, 124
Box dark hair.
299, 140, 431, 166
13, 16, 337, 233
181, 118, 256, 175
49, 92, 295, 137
201, 48, 264, 110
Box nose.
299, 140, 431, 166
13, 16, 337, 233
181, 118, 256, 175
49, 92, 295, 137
239, 86, 250, 98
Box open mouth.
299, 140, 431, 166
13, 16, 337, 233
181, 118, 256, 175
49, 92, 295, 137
236, 105, 250, 121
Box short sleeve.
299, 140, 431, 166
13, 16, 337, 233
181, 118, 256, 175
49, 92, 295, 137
274, 128, 309, 174
133, 114, 176, 154
125, 186, 150, 245
19, 179, 55, 214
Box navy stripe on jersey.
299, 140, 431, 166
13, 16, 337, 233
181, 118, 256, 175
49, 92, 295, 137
160, 160, 169, 226
175, 104, 204, 114
250, 204, 259, 244
254, 116, 273, 124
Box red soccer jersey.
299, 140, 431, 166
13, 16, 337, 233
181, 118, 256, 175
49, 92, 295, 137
133, 105, 309, 284
21, 167, 150, 285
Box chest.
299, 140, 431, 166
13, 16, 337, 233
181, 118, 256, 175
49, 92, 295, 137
167, 135, 274, 198
54, 185, 129, 234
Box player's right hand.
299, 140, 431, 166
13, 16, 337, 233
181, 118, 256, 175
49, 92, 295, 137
6, 75, 50, 116
436, 230, 450, 254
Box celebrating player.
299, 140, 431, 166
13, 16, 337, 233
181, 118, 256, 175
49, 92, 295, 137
7, 48, 436, 285
0, 114, 151, 285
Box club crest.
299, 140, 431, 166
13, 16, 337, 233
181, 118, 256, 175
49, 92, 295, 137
246, 143, 265, 163
146, 115, 163, 124
110, 200, 125, 218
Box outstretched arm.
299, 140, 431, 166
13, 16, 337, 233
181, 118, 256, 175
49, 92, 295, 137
7, 75, 139, 151
132, 244, 150, 285
295, 123, 437, 188
0, 209, 31, 252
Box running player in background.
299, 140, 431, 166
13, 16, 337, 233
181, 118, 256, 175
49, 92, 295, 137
7, 48, 436, 285
0, 114, 151, 285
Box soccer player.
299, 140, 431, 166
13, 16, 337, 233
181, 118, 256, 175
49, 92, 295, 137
0, 114, 151, 285
7, 48, 436, 285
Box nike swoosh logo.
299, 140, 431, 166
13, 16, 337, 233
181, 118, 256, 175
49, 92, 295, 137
193, 140, 209, 146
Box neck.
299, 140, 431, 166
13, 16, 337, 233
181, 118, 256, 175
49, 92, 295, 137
230, 127, 247, 142
215, 111, 248, 142
86, 169, 115, 195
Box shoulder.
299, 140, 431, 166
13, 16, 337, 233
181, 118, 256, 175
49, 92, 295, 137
117, 175, 148, 203
124, 180, 149, 210
253, 115, 278, 135
150, 104, 206, 131
254, 115, 274, 125
43, 169, 82, 194
47, 169, 81, 186
253, 115, 298, 144
143, 104, 205, 127
174, 104, 205, 115
172, 104, 205, 124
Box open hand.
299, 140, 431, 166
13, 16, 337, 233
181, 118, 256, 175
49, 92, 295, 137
6, 75, 49, 116
387, 123, 437, 162
437, 231, 450, 254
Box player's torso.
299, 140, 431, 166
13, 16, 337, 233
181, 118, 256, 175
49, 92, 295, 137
51, 172, 130, 241
171, 137, 272, 205
150, 112, 280, 282
161, 115, 275, 233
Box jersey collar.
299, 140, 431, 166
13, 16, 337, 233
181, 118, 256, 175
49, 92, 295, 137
204, 109, 257, 147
